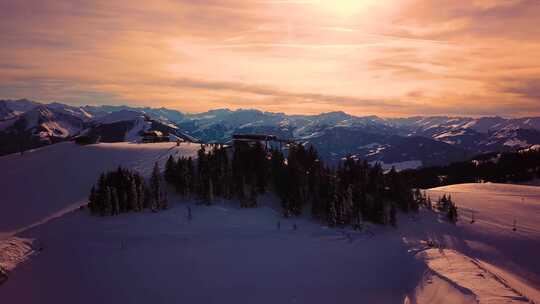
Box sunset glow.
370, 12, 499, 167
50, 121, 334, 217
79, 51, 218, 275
313, 0, 378, 17
0, 0, 539, 116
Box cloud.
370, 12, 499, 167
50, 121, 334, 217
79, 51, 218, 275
0, 0, 539, 116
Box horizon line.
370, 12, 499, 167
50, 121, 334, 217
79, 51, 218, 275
1, 97, 538, 120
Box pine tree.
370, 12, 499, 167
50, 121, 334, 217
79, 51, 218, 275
446, 197, 458, 224
437, 194, 448, 211
240, 176, 248, 207
135, 174, 145, 211
197, 145, 208, 201
174, 157, 186, 195
343, 184, 354, 225
89, 168, 153, 216
186, 157, 195, 197
389, 204, 397, 227
111, 187, 119, 216
165, 155, 176, 184
119, 190, 127, 213
150, 162, 162, 211
96, 173, 108, 215
328, 194, 338, 227
103, 186, 112, 216
129, 177, 138, 211
249, 184, 257, 207
159, 185, 168, 210
88, 185, 97, 214
208, 179, 214, 205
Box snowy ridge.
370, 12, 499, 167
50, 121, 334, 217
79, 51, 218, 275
418, 248, 531, 303
0, 99, 39, 118
0, 237, 40, 285
0, 238, 39, 272
21, 106, 85, 139
96, 109, 146, 125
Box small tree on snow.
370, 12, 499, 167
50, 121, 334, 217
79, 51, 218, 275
446, 199, 458, 224
426, 195, 433, 211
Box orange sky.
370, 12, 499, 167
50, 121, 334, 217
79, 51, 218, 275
1, 0, 539, 116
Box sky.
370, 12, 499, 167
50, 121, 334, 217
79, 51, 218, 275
1, 0, 539, 117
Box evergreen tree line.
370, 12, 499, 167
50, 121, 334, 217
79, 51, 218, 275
88, 163, 168, 216
403, 148, 540, 189
413, 190, 457, 224
165, 142, 422, 228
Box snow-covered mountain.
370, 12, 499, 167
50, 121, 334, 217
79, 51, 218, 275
84, 109, 196, 143
82, 104, 185, 123
2, 99, 540, 167
388, 116, 540, 154
0, 101, 195, 156
0, 99, 40, 120
0, 102, 15, 120
0, 105, 88, 155
47, 102, 94, 121
178, 109, 540, 166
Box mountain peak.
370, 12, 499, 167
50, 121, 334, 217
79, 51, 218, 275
97, 109, 147, 124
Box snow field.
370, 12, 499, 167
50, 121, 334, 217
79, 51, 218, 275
0, 142, 200, 238
0, 195, 425, 304
426, 183, 540, 303
1, 142, 539, 303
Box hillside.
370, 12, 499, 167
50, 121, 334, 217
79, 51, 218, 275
0, 140, 538, 303
0, 142, 200, 238
427, 183, 540, 302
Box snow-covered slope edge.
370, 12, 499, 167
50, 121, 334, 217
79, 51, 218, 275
425, 183, 540, 303
416, 248, 530, 303
0, 237, 40, 285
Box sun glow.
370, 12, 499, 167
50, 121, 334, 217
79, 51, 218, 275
315, 0, 377, 17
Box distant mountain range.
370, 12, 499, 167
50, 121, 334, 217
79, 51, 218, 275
2, 98, 540, 169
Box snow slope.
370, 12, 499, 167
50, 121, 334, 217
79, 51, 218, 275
0, 141, 200, 239
426, 183, 540, 303
1, 144, 538, 303
0, 195, 428, 303
420, 248, 530, 303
